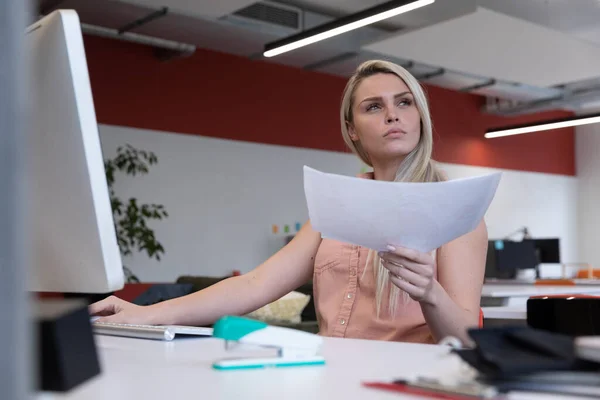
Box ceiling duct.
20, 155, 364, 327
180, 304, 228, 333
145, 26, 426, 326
220, 1, 303, 36
36, 8, 196, 61
482, 82, 600, 116
81, 23, 196, 60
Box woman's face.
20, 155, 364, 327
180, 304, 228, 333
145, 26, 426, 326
348, 73, 421, 163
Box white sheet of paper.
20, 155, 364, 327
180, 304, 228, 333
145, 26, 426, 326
303, 166, 501, 253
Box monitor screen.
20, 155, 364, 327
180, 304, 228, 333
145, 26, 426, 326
525, 238, 561, 264
485, 239, 539, 279
495, 240, 539, 271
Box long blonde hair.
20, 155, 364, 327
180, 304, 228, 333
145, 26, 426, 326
340, 60, 445, 317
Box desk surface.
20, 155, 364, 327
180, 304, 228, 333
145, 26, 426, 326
43, 334, 596, 400
482, 284, 600, 298
482, 306, 527, 320
485, 279, 600, 286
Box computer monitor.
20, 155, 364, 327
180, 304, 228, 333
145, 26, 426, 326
485, 239, 539, 279
24, 10, 124, 293
495, 240, 539, 270
525, 238, 561, 264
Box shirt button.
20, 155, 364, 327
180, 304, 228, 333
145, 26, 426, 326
340, 319, 346, 325
350, 269, 356, 276
347, 293, 353, 299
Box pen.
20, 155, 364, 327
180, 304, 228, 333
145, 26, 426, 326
363, 379, 500, 400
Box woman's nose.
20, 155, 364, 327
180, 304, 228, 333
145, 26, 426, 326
386, 110, 399, 124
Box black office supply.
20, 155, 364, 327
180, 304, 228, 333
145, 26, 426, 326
36, 298, 101, 392
455, 326, 600, 398
527, 296, 600, 336
455, 327, 587, 377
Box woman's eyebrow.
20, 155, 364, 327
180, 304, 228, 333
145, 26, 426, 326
359, 91, 412, 105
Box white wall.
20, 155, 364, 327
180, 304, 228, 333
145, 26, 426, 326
577, 124, 600, 271
99, 124, 363, 281
99, 124, 578, 282
442, 164, 578, 277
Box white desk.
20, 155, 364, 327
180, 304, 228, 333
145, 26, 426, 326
482, 284, 600, 298
482, 284, 600, 306
482, 306, 527, 320
42, 334, 597, 400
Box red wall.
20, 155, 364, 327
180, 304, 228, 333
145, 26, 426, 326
84, 35, 575, 176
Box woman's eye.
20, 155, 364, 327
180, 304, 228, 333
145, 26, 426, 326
366, 103, 380, 111
398, 98, 412, 107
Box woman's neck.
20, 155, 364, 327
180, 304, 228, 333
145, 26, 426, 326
372, 159, 402, 182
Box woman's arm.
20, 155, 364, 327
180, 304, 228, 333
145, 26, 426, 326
90, 221, 323, 326
420, 220, 488, 345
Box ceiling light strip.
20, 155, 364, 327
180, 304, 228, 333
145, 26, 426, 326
485, 113, 600, 138
263, 0, 435, 58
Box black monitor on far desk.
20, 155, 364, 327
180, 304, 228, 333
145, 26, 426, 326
525, 238, 561, 264
485, 240, 539, 279
485, 238, 560, 280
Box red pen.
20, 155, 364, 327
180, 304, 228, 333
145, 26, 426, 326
363, 379, 501, 400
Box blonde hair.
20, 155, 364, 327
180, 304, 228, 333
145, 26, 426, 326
340, 60, 445, 317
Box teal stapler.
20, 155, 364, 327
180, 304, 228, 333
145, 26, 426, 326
211, 316, 326, 370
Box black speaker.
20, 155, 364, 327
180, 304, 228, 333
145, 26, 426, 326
36, 298, 101, 392
527, 296, 600, 336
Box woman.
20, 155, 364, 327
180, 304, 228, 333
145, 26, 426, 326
90, 60, 488, 345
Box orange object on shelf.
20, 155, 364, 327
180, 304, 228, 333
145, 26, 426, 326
576, 269, 600, 279
534, 279, 575, 286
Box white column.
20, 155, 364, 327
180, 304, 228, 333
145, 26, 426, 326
0, 0, 33, 399
576, 123, 600, 272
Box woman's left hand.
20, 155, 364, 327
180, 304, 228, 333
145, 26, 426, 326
379, 245, 437, 304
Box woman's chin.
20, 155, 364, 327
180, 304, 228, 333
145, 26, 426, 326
378, 147, 414, 161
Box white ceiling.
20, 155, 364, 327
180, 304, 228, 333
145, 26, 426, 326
122, 0, 257, 19
479, 0, 600, 47
292, 0, 600, 45
36, 0, 600, 113
364, 7, 600, 88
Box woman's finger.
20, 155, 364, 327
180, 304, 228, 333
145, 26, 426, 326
384, 260, 429, 288
95, 313, 126, 324
386, 245, 433, 265
379, 251, 417, 267
380, 253, 432, 278
395, 258, 434, 279
88, 296, 122, 316
389, 274, 424, 300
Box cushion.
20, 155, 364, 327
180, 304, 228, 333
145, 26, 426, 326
246, 291, 311, 324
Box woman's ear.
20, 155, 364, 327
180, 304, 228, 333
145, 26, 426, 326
347, 121, 359, 142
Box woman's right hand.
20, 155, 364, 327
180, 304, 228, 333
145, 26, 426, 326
89, 295, 157, 325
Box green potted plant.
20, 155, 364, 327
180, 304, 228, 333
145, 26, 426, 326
104, 144, 168, 282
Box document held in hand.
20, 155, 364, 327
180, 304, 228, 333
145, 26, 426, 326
303, 166, 501, 253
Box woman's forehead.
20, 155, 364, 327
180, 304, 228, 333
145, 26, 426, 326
355, 73, 411, 98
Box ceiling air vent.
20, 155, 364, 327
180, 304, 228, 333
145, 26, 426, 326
220, 1, 303, 36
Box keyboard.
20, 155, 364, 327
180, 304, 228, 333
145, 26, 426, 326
92, 321, 213, 341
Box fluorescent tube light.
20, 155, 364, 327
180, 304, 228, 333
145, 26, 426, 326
485, 113, 600, 139
263, 0, 435, 58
